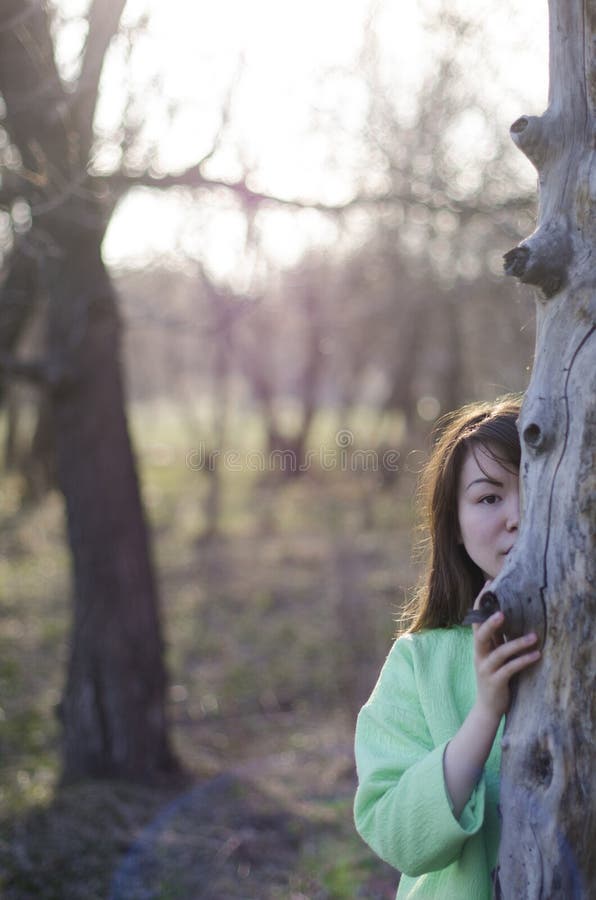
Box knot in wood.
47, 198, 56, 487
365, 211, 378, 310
510, 116, 529, 134
503, 220, 572, 299
528, 737, 554, 788
462, 590, 500, 625
479, 574, 546, 644
503, 246, 530, 279
509, 113, 549, 169
520, 397, 558, 454
523, 423, 543, 447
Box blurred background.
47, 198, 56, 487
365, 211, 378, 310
0, 0, 547, 897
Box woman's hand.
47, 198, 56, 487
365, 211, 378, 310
472, 582, 541, 721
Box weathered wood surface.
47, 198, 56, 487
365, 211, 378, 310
492, 1, 595, 896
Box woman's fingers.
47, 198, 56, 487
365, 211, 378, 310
491, 647, 541, 682
479, 630, 540, 673
474, 610, 504, 649
471, 581, 541, 717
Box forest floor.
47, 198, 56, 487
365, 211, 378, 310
0, 407, 421, 899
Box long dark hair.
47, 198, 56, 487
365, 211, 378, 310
398, 396, 522, 634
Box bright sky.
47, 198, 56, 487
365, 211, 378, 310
54, 0, 549, 281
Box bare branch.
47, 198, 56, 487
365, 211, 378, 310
0, 2, 68, 172
73, 0, 128, 164
100, 162, 535, 227
197, 54, 247, 171
101, 167, 363, 214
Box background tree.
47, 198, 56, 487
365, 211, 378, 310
0, 0, 183, 781
486, 0, 595, 894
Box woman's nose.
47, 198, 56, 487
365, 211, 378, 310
506, 494, 519, 531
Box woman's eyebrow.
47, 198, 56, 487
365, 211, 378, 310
465, 476, 503, 491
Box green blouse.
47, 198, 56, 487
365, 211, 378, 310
354, 626, 504, 899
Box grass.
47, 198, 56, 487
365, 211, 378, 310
0, 403, 420, 898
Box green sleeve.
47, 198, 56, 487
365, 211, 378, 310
354, 638, 485, 878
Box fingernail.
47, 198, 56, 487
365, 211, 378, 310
491, 611, 502, 622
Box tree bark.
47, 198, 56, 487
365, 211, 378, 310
490, 1, 595, 895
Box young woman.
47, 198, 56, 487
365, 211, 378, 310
354, 397, 541, 899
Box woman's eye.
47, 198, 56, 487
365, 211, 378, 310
480, 494, 499, 505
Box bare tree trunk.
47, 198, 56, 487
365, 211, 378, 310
0, 246, 40, 401
489, 1, 595, 895
289, 285, 325, 476
49, 226, 178, 781
383, 304, 422, 428
23, 392, 56, 502
439, 295, 464, 414
202, 308, 231, 541
239, 294, 323, 478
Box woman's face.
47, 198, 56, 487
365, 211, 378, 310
457, 443, 519, 580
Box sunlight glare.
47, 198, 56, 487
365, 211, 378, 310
96, 0, 549, 276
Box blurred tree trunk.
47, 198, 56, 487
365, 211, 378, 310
439, 296, 464, 414
383, 303, 424, 428
239, 287, 324, 478
490, 0, 595, 895
4, 386, 20, 470
201, 287, 233, 541
289, 284, 324, 475
50, 224, 178, 781
23, 392, 56, 502
0, 1, 178, 781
